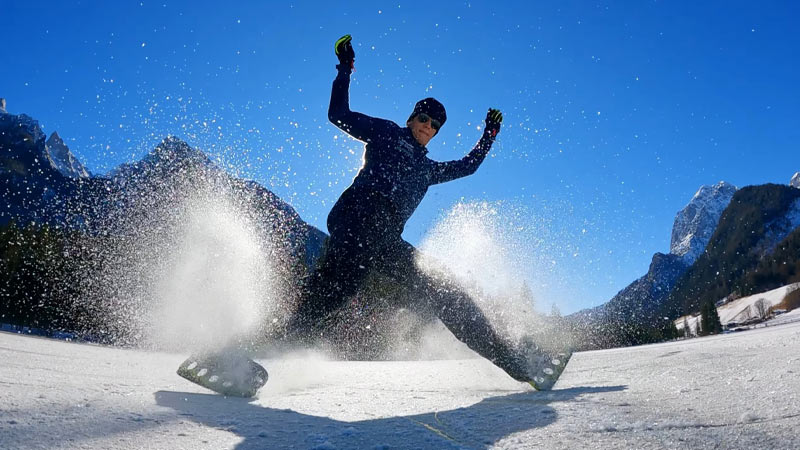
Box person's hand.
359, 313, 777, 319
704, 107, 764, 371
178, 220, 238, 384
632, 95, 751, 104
485, 108, 503, 137
335, 34, 355, 70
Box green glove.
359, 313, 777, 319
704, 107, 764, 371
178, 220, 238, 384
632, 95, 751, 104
335, 34, 355, 69
485, 108, 503, 137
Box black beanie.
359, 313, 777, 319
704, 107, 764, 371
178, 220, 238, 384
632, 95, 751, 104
408, 97, 447, 128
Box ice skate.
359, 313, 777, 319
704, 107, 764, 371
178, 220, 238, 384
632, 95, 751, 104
177, 352, 268, 398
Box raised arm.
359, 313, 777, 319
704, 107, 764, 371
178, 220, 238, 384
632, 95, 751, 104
328, 35, 391, 143
432, 108, 503, 184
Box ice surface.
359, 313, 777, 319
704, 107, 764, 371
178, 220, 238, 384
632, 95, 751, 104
1, 320, 799, 449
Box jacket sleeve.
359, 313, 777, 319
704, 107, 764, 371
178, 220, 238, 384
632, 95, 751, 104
328, 64, 393, 143
430, 133, 495, 184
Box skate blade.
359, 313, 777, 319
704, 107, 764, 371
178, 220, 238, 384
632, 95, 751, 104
528, 351, 572, 391
177, 355, 268, 398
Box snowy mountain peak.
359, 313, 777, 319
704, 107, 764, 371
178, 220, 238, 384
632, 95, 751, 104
0, 98, 6, 113
670, 181, 737, 264
690, 181, 736, 203
109, 135, 213, 180
149, 135, 212, 165
0, 111, 48, 147
45, 132, 90, 179
0, 108, 89, 180
791, 172, 800, 189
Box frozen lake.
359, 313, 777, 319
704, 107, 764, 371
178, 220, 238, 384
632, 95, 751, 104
1, 320, 798, 449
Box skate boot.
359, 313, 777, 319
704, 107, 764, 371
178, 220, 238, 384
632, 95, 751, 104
501, 337, 572, 391
177, 352, 268, 398
524, 345, 572, 391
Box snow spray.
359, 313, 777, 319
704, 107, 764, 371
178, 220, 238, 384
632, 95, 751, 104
143, 188, 279, 352
415, 201, 576, 351
79, 164, 294, 352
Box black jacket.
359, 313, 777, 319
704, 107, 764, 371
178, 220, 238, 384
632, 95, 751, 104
328, 64, 495, 231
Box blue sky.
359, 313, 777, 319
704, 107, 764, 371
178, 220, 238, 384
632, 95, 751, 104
3, 1, 798, 313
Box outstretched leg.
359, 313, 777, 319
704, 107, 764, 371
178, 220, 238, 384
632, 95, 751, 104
377, 240, 535, 381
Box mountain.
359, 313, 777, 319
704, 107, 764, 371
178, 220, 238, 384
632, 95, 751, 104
1, 107, 328, 340
570, 182, 736, 333
738, 225, 800, 293
670, 181, 737, 264
0, 105, 89, 181
0, 108, 75, 226
568, 250, 689, 349
45, 132, 90, 179
573, 181, 800, 340
100, 135, 326, 268
569, 180, 800, 349
664, 184, 800, 316
1, 107, 325, 264
600, 252, 688, 321
791, 172, 800, 189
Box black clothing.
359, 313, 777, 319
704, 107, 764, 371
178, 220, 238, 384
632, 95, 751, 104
328, 64, 495, 228
286, 64, 529, 382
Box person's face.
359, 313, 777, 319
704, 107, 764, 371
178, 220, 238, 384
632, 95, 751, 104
407, 113, 440, 146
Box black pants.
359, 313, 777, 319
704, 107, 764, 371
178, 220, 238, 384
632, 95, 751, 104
287, 191, 528, 381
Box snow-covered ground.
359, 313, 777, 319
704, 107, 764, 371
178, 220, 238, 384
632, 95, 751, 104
2, 322, 799, 450
675, 282, 800, 332
767, 307, 800, 327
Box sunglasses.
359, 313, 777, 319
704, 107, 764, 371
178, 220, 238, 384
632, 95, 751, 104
416, 113, 442, 131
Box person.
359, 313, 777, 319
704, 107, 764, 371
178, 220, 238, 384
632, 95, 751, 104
284, 35, 570, 390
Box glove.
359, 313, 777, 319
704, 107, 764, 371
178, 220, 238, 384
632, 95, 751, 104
485, 108, 503, 137
334, 34, 355, 70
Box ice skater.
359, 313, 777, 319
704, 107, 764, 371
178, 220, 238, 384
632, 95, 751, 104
285, 35, 570, 390
178, 35, 570, 397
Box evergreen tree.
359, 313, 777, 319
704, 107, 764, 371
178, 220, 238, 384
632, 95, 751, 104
709, 302, 723, 334
698, 303, 708, 336
0, 221, 81, 332
698, 299, 722, 336
660, 320, 679, 341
